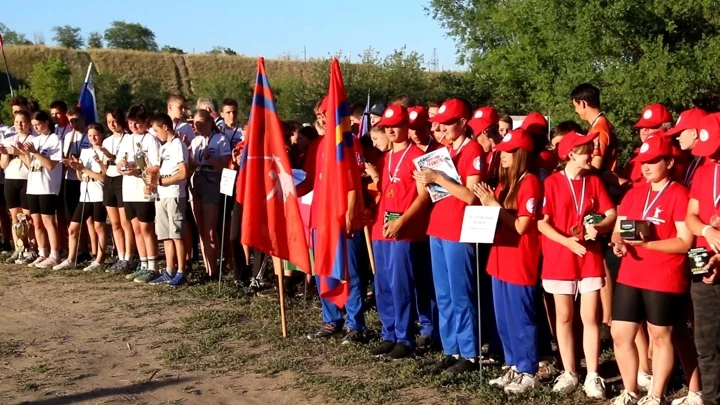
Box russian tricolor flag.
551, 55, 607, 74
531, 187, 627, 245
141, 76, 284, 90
77, 63, 98, 124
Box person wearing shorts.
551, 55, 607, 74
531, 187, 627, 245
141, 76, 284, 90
538, 131, 616, 399
19, 110, 63, 269
609, 135, 694, 405
146, 113, 189, 287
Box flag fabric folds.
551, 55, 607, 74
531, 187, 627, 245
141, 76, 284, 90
77, 64, 98, 124
236, 57, 311, 274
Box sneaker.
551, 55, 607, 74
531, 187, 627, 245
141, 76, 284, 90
416, 335, 433, 351
34, 257, 58, 269
612, 390, 640, 405
106, 259, 123, 273
583, 373, 606, 399
552, 371, 579, 394
53, 259, 74, 271
125, 267, 146, 280
671, 391, 703, 405
83, 261, 103, 272
385, 343, 414, 360
432, 356, 459, 374
638, 371, 653, 393
341, 329, 364, 345
306, 324, 343, 340
504, 373, 541, 394
444, 358, 479, 375
5, 251, 20, 264
133, 270, 156, 283
23, 252, 40, 265
168, 272, 187, 287
489, 366, 518, 388
370, 341, 396, 357
148, 271, 173, 285
638, 394, 666, 405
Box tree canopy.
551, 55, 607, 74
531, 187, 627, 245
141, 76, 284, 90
104, 21, 158, 51
52, 25, 83, 49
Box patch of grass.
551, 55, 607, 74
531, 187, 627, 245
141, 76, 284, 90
0, 340, 21, 357
28, 363, 54, 374
21, 381, 40, 392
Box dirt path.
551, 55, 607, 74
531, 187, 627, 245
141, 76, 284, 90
0, 269, 310, 405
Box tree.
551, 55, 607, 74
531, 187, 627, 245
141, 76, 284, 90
161, 45, 185, 54
104, 21, 158, 51
27, 56, 75, 109
87, 32, 103, 49
0, 23, 32, 45
208, 46, 238, 56
52, 25, 83, 49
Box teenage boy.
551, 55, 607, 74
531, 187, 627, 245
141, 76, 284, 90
166, 94, 195, 145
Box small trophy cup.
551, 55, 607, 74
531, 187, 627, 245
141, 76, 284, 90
13, 213, 30, 258
134, 143, 157, 200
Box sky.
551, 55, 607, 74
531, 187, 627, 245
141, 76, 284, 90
3, 0, 462, 71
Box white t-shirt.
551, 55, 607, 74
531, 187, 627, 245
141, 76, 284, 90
101, 133, 128, 177
78, 148, 104, 203
3, 132, 34, 180
223, 125, 243, 149
117, 132, 161, 202
190, 133, 231, 168
26, 133, 63, 195
62, 130, 91, 180
158, 136, 189, 199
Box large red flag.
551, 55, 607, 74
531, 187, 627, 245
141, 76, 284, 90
236, 57, 311, 274
313, 58, 362, 308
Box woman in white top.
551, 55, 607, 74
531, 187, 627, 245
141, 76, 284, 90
17, 110, 63, 268
1, 110, 35, 263
54, 123, 107, 271
189, 109, 231, 280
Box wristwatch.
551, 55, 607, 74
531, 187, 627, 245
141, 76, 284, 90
158, 177, 164, 186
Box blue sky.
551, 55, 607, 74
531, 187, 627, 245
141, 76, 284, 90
3, 0, 461, 70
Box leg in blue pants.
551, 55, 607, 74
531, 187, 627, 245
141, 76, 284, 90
494, 277, 538, 374
492, 276, 515, 367
388, 241, 417, 346
430, 236, 457, 356
414, 240, 437, 339
373, 240, 395, 342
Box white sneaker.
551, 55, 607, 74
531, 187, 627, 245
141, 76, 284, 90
83, 261, 102, 272
638, 394, 666, 405
583, 373, 606, 399
52, 259, 74, 271
28, 255, 46, 268
638, 371, 653, 392
670, 391, 702, 405
612, 390, 640, 405
552, 371, 579, 394
503, 373, 540, 394
35, 256, 59, 269
489, 366, 517, 388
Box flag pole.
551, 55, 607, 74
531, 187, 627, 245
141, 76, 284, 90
273, 256, 288, 338
1, 39, 14, 97
364, 226, 375, 275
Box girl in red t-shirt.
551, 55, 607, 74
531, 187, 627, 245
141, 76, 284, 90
538, 131, 616, 399
609, 135, 694, 405
474, 129, 543, 394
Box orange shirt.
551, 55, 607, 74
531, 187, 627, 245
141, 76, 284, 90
590, 114, 618, 173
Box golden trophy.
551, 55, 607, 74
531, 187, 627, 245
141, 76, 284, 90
13, 213, 30, 258
134, 143, 157, 200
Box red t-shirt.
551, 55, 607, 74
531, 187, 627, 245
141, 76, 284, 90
621, 149, 643, 183
426, 140, 485, 242
371, 144, 429, 241
617, 181, 689, 293
486, 173, 543, 286
624, 145, 690, 185
689, 162, 720, 250
535, 149, 558, 181
684, 156, 709, 188
541, 172, 614, 280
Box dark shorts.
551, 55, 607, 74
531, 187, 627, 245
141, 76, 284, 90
123, 201, 155, 223
612, 283, 687, 327
4, 179, 27, 210
103, 174, 124, 208
27, 194, 58, 216
71, 201, 107, 224
61, 179, 81, 221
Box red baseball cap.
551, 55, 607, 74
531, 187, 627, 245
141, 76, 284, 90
634, 104, 673, 128
556, 131, 599, 161
664, 107, 709, 136
637, 133, 673, 163
407, 106, 429, 130
428, 99, 470, 124
692, 113, 720, 157
521, 113, 548, 136
376, 104, 409, 127
468, 106, 500, 136
495, 129, 534, 152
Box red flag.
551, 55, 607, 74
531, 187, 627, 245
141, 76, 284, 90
0, 33, 4, 49
236, 57, 311, 274
313, 58, 363, 308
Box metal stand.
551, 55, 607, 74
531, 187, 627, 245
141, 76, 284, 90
74, 186, 90, 269
476, 243, 482, 380
218, 194, 228, 291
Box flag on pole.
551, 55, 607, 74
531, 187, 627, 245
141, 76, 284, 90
0, 33, 4, 49
358, 93, 371, 137
313, 58, 362, 308
236, 57, 311, 274
77, 63, 98, 124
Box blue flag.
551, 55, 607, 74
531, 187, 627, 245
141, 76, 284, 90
77, 64, 97, 124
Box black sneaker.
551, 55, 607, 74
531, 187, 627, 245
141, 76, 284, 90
432, 355, 459, 374
370, 341, 396, 357
341, 329, 364, 345
306, 324, 342, 340
386, 343, 414, 360
444, 358, 479, 375
416, 335, 434, 351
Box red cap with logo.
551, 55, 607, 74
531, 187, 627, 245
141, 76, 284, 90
428, 99, 470, 124
692, 113, 720, 157
634, 104, 673, 128
637, 133, 673, 163
376, 104, 409, 127
407, 106, 429, 130
495, 128, 534, 152
556, 131, 599, 161
664, 107, 709, 136
521, 113, 548, 136
468, 106, 500, 136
